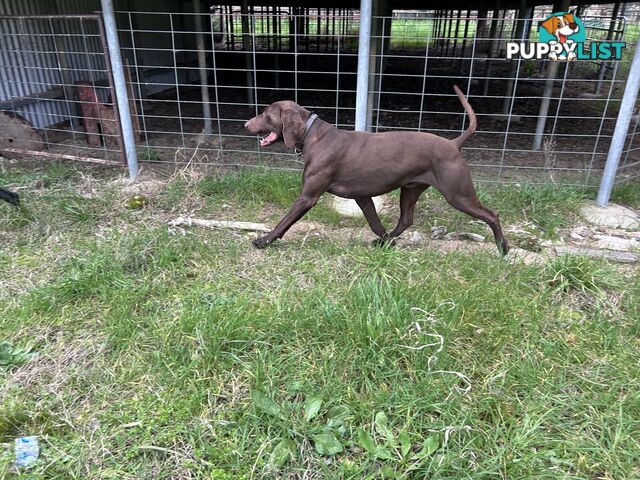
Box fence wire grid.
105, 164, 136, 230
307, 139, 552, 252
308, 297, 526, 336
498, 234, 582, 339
1, 7, 639, 185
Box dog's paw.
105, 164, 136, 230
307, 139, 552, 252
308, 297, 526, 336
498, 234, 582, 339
252, 236, 271, 249
499, 239, 510, 256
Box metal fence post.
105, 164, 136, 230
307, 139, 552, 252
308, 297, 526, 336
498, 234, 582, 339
596, 40, 640, 206
532, 62, 559, 151
355, 0, 372, 132
594, 1, 621, 95
502, 1, 531, 114
193, 0, 212, 136
100, 0, 139, 179
533, 0, 569, 151
241, 1, 254, 106
332, 0, 373, 214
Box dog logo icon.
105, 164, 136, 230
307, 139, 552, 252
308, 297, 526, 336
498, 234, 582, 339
507, 13, 624, 61
538, 12, 585, 61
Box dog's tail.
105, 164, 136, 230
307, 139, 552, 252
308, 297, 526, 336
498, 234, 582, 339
452, 85, 476, 150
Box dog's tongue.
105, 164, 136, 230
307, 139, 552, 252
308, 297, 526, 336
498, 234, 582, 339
260, 132, 278, 147
558, 33, 567, 43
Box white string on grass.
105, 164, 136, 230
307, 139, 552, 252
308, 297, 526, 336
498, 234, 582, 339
428, 425, 473, 446
427, 370, 473, 399
401, 302, 472, 398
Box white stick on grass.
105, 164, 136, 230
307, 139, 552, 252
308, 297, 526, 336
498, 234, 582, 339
168, 217, 271, 232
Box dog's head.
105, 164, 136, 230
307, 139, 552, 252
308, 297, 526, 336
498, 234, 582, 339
540, 13, 579, 42
244, 101, 310, 148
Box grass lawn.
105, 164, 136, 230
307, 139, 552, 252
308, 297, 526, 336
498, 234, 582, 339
1, 162, 639, 479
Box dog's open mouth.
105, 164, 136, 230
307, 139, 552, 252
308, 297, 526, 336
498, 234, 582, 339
260, 132, 278, 147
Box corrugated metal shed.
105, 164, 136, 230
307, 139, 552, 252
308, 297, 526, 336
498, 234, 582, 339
0, 0, 199, 129
0, 0, 106, 128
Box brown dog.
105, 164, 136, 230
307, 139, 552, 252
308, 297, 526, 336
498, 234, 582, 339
244, 86, 509, 254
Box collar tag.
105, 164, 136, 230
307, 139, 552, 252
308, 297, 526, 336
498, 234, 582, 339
294, 147, 303, 156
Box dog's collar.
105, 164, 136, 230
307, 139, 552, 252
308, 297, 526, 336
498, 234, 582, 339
294, 112, 319, 156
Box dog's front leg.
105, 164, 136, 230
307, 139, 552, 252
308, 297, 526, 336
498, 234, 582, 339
355, 197, 388, 239
355, 196, 398, 245
252, 172, 330, 249
252, 194, 320, 248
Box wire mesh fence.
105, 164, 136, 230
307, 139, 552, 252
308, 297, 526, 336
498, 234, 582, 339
1, 7, 639, 185
0, 14, 125, 165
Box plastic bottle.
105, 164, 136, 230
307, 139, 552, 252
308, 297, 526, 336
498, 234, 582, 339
15, 436, 39, 468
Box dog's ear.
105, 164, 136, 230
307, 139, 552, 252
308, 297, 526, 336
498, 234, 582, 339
564, 13, 575, 23
540, 16, 558, 34
281, 109, 305, 148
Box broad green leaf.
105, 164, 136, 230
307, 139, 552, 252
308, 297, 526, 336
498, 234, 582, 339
374, 446, 393, 460
0, 341, 36, 370
356, 428, 392, 460
412, 434, 439, 460
312, 431, 343, 455
422, 435, 439, 456
250, 389, 283, 419
304, 396, 323, 422
356, 428, 378, 455
326, 405, 351, 428
398, 431, 411, 458
374, 411, 395, 444
269, 438, 296, 468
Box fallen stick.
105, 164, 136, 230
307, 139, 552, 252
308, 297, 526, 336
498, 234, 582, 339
168, 217, 271, 233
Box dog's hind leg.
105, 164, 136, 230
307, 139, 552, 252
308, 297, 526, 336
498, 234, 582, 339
450, 198, 509, 255
355, 197, 388, 239
385, 185, 429, 242
435, 165, 509, 254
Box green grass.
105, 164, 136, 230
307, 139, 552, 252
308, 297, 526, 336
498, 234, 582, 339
610, 180, 640, 207
1, 163, 639, 479
226, 16, 478, 51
